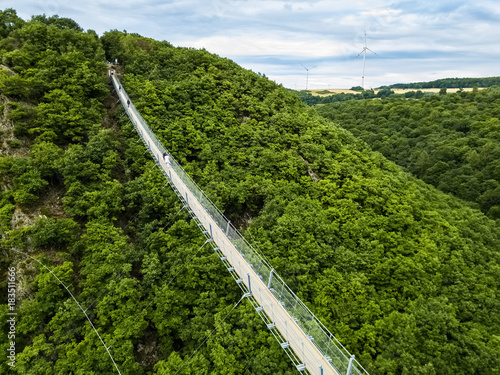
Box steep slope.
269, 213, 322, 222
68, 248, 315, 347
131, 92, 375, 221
0, 10, 297, 375
103, 31, 500, 374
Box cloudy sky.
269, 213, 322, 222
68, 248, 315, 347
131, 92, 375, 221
5, 0, 500, 89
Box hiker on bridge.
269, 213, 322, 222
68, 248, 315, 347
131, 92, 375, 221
163, 152, 170, 166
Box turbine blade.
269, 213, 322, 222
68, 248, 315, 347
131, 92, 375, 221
366, 48, 378, 55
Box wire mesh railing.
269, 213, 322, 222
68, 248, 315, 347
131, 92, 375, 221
111, 72, 369, 375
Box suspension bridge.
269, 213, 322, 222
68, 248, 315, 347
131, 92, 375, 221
110, 71, 369, 375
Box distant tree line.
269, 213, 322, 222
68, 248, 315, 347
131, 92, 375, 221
292, 88, 431, 105
379, 76, 500, 89
293, 79, 499, 107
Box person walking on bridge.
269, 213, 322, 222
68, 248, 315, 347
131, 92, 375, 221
163, 152, 170, 166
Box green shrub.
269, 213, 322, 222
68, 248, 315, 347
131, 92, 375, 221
30, 217, 79, 249
0, 202, 15, 232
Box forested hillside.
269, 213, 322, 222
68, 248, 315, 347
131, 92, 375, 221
317, 88, 500, 219
0, 9, 299, 375
104, 30, 500, 374
1, 9, 500, 375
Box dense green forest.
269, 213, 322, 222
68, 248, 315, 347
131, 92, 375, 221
378, 76, 500, 89
316, 88, 500, 219
1, 8, 500, 375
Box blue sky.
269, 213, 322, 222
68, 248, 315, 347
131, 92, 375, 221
5, 0, 500, 89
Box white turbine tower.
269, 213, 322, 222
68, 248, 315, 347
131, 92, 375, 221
357, 31, 377, 89
301, 64, 316, 90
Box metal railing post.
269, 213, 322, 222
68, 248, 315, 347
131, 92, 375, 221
307, 315, 315, 336
268, 268, 274, 289
346, 355, 355, 375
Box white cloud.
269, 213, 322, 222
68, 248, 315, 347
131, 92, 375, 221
4, 0, 500, 88
182, 34, 351, 58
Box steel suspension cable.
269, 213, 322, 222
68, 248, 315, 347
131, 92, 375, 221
9, 248, 122, 375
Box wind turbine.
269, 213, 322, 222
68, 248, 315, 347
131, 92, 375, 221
357, 31, 377, 89
301, 64, 316, 90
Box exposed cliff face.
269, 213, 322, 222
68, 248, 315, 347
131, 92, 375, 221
0, 65, 15, 76
10, 208, 37, 229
